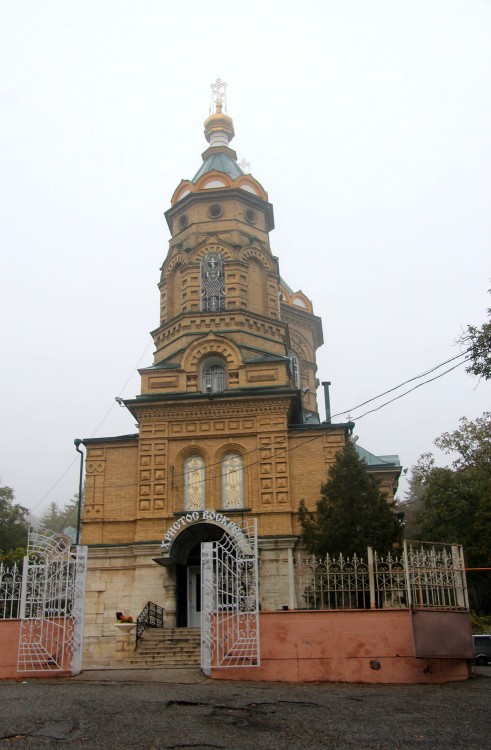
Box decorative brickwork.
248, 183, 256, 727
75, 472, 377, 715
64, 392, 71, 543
80, 98, 401, 668
137, 424, 168, 514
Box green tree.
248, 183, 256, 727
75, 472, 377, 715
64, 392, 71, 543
40, 495, 79, 533
1, 546, 26, 566
0, 485, 29, 558
400, 471, 425, 539
298, 442, 402, 558
460, 289, 491, 380
411, 412, 491, 613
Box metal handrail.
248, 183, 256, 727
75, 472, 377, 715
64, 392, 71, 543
135, 601, 164, 646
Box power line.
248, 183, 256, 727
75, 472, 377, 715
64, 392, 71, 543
30, 340, 154, 516
352, 359, 470, 421
68, 353, 472, 495
28, 458, 79, 515
330, 350, 469, 421
89, 339, 153, 438
171, 428, 331, 493
35, 347, 472, 518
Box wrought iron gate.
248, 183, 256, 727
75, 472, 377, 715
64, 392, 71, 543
201, 519, 260, 675
17, 530, 87, 674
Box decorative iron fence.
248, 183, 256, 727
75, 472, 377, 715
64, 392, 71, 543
0, 561, 23, 619
136, 601, 164, 645
403, 542, 468, 609
293, 542, 468, 612
201, 518, 260, 674
17, 530, 88, 674
295, 553, 370, 611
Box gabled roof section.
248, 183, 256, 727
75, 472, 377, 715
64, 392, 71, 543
139, 359, 181, 371
355, 444, 401, 468
280, 278, 314, 314
243, 353, 289, 364
192, 150, 244, 182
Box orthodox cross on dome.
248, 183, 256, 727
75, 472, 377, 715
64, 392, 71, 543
238, 158, 251, 174
209, 78, 228, 114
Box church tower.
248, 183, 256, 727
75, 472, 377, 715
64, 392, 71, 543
143, 81, 321, 416
81, 83, 400, 655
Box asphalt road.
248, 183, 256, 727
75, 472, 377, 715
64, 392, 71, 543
0, 669, 489, 750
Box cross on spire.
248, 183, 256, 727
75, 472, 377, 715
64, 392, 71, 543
238, 158, 251, 174
209, 78, 228, 114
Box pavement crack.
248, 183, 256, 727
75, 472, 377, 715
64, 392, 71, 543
166, 699, 319, 710
246, 700, 320, 708
0, 735, 29, 742
166, 700, 251, 711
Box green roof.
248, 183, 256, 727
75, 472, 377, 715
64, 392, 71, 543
243, 353, 288, 364
355, 445, 401, 468
280, 277, 294, 295
192, 151, 244, 182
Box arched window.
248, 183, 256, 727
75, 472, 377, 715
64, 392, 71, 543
247, 258, 266, 315
167, 265, 183, 319
289, 351, 300, 388
201, 253, 225, 312
203, 363, 226, 393
222, 453, 243, 510
184, 455, 205, 511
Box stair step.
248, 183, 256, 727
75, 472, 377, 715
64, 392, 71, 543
128, 627, 202, 668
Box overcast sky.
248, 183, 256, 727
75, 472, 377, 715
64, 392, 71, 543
1, 0, 490, 518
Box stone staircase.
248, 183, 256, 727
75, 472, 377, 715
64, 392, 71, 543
127, 627, 201, 668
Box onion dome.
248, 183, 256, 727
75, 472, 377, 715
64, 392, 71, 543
169, 80, 270, 212
192, 98, 244, 183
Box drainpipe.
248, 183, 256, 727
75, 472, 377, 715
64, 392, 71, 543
74, 439, 84, 545
321, 381, 332, 424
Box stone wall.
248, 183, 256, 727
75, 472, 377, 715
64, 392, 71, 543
82, 540, 296, 667
82, 543, 166, 668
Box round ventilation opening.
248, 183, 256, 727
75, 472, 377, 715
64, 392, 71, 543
244, 208, 257, 224
208, 203, 223, 219
178, 214, 189, 230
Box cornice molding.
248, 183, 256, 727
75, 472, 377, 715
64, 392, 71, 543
132, 397, 293, 422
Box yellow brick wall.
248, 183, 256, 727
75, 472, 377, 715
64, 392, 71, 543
82, 441, 139, 545
81, 412, 351, 546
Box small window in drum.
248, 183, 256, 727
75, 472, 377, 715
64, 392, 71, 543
208, 203, 223, 219
178, 214, 189, 230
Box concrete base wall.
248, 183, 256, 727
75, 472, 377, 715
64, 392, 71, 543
211, 610, 471, 684
83, 543, 166, 668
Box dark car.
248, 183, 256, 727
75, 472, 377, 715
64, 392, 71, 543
473, 635, 491, 666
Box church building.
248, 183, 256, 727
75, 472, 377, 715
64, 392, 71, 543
81, 81, 401, 668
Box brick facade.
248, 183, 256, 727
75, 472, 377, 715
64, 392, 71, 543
80, 100, 401, 667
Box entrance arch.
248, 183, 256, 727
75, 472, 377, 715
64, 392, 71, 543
168, 522, 226, 628
159, 513, 260, 673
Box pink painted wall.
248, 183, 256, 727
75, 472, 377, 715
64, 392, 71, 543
211, 610, 471, 684
0, 620, 22, 679
0, 620, 70, 680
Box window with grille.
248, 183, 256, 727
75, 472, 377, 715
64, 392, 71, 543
201, 253, 225, 312
222, 453, 244, 510
289, 352, 300, 388
203, 363, 226, 393
184, 455, 205, 511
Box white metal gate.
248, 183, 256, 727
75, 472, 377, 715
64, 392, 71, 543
201, 519, 260, 675
17, 530, 87, 674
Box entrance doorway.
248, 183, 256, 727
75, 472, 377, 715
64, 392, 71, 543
169, 522, 231, 628
187, 566, 201, 627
